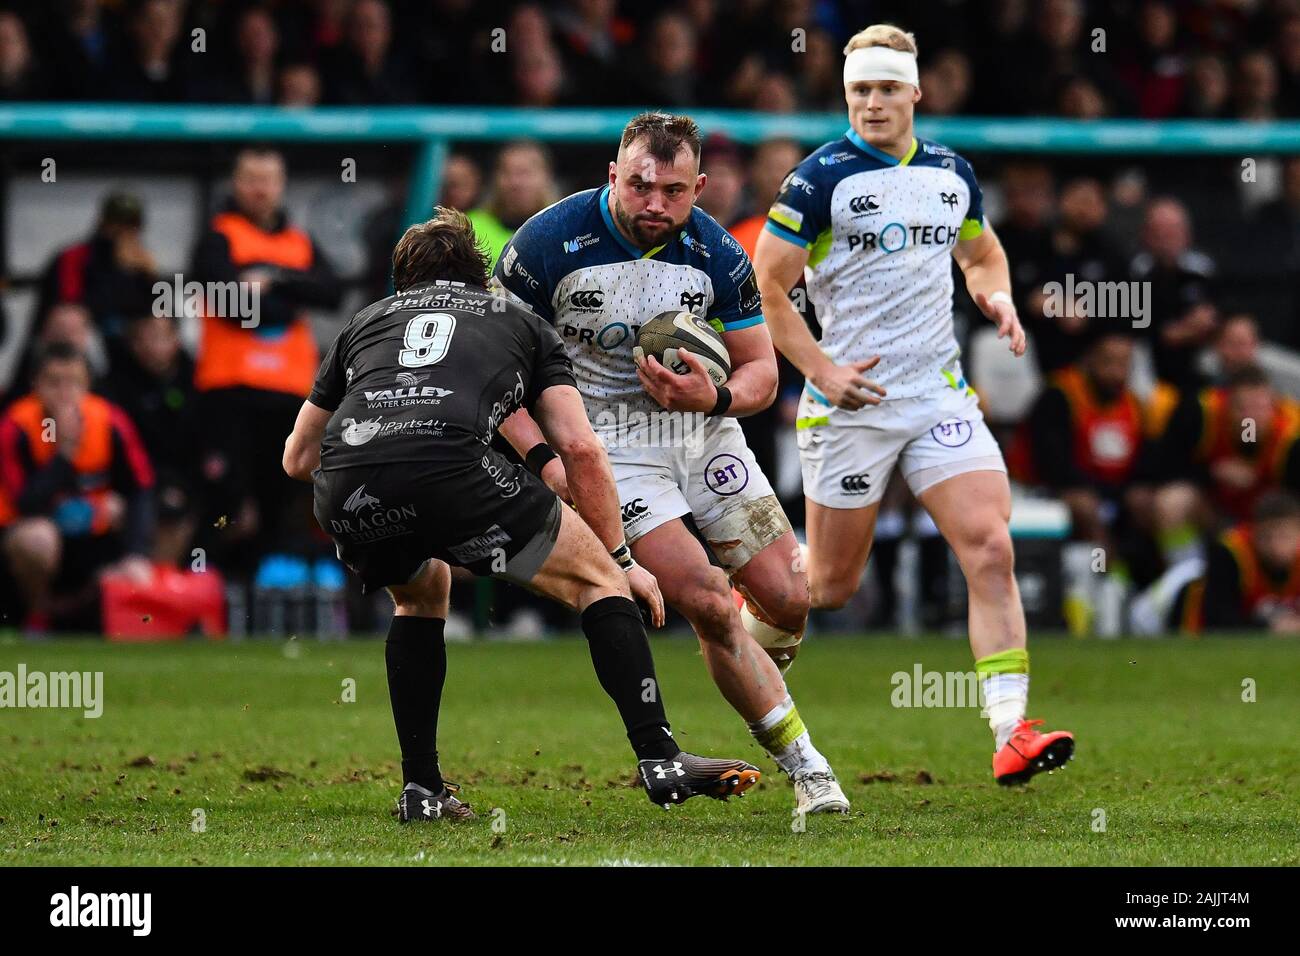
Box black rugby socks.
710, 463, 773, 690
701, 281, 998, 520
385, 615, 447, 792
580, 595, 681, 761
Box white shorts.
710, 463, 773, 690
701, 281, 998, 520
605, 417, 791, 572
796, 382, 1006, 509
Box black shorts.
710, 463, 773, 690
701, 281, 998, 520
312, 448, 561, 593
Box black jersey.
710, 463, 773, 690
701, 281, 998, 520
308, 280, 575, 472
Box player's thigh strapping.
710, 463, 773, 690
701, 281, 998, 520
609, 417, 790, 573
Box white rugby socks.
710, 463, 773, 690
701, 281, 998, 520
983, 673, 1029, 750
747, 695, 831, 776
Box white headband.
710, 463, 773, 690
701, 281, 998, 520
843, 46, 919, 88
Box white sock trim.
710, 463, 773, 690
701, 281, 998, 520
983, 674, 1029, 748
747, 694, 794, 734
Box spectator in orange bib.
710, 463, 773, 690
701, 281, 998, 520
1012, 333, 1157, 574
1150, 365, 1300, 527
0, 343, 155, 633
1179, 491, 1300, 634
727, 139, 804, 259
189, 146, 341, 573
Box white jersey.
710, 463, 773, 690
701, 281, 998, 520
766, 131, 986, 405
489, 186, 763, 443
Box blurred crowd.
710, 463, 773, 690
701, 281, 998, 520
0, 0, 1299, 119
2, 0, 1300, 638
0, 147, 346, 635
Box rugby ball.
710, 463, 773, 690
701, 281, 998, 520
633, 311, 731, 386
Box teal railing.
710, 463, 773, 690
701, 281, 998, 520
3, 104, 1297, 229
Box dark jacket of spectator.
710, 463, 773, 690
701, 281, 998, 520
98, 327, 201, 494
1030, 230, 1129, 374
1130, 248, 1217, 387
36, 232, 159, 344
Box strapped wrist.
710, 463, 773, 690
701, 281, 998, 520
708, 385, 733, 417
524, 442, 558, 475
609, 541, 635, 570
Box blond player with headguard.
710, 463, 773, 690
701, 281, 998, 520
754, 24, 1075, 785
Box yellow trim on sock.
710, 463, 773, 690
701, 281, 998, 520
754, 707, 806, 753
975, 648, 1029, 675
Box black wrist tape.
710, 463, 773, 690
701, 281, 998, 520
525, 442, 559, 475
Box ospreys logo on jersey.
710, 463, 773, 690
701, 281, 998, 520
680, 291, 706, 312
940, 192, 959, 209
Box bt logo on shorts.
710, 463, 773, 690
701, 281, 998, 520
705, 453, 749, 497
840, 473, 871, 494
621, 498, 649, 524
932, 418, 973, 447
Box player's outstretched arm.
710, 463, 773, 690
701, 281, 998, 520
754, 227, 886, 410
953, 225, 1026, 357
529, 384, 663, 625
282, 399, 330, 481
529, 384, 623, 549
498, 408, 571, 502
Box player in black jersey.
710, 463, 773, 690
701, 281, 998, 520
282, 208, 760, 820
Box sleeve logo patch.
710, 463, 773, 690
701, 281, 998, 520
738, 271, 761, 314
769, 203, 805, 231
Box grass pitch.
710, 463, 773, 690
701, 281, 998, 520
1, 633, 1297, 866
